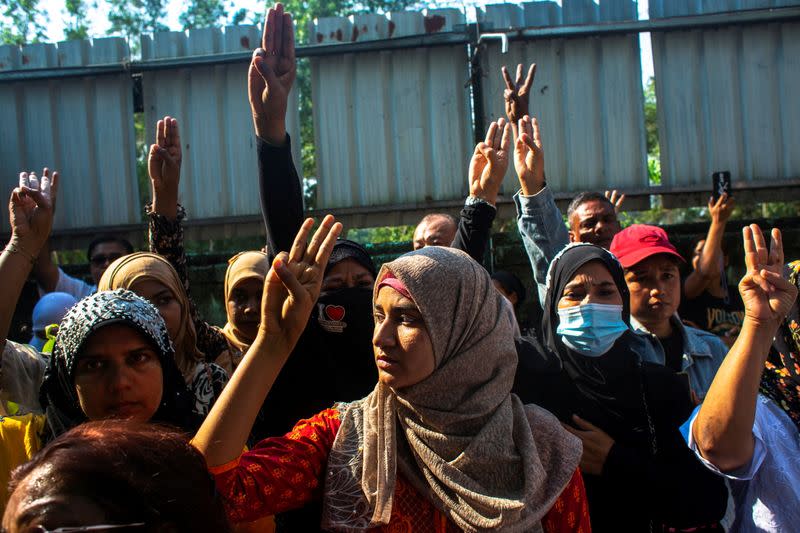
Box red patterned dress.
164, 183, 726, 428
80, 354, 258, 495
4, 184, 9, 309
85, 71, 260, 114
211, 408, 591, 532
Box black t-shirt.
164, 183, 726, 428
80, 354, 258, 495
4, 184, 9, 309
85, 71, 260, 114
679, 289, 744, 336
659, 329, 685, 373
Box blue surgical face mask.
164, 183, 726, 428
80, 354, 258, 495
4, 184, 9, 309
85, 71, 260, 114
556, 303, 628, 357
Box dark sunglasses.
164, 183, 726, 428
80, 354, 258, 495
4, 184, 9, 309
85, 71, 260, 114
89, 253, 124, 267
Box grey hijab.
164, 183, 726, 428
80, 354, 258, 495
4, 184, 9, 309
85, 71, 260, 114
321, 247, 581, 532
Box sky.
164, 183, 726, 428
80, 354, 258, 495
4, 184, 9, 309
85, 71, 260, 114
34, 0, 654, 83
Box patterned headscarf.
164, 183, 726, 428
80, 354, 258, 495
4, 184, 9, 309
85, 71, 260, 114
763, 260, 800, 432
39, 289, 195, 438
98, 252, 204, 384
321, 247, 580, 532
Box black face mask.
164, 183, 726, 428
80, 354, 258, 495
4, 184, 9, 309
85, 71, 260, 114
310, 287, 378, 402
253, 287, 378, 441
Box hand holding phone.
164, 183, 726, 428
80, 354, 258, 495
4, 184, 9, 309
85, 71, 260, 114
712, 171, 731, 201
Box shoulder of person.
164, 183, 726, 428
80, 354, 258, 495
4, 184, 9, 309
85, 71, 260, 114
683, 325, 728, 356
1, 341, 48, 415
755, 395, 799, 441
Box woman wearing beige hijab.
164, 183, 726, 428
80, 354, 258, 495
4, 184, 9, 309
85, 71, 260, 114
98, 252, 228, 416
217, 251, 271, 375
194, 240, 589, 532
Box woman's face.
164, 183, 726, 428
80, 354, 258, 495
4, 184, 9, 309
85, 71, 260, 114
372, 286, 435, 390
74, 324, 163, 422
130, 279, 182, 341
227, 277, 263, 340
558, 260, 623, 310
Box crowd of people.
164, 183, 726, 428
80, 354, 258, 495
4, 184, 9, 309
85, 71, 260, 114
0, 3, 798, 532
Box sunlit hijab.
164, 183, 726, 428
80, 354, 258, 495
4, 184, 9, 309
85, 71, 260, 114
98, 252, 203, 384
321, 246, 580, 532
221, 251, 269, 354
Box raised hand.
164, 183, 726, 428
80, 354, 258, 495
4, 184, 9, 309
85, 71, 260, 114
604, 190, 626, 213
10, 169, 59, 254
708, 193, 735, 224
739, 224, 797, 327
513, 115, 545, 196
260, 214, 342, 353
468, 118, 512, 206
148, 116, 181, 218
249, 2, 296, 144
502, 63, 536, 130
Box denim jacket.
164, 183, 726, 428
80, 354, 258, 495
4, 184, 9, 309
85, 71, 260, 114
514, 187, 728, 397
631, 316, 728, 398
513, 187, 569, 305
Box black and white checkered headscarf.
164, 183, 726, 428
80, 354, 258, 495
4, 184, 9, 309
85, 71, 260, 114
40, 289, 196, 439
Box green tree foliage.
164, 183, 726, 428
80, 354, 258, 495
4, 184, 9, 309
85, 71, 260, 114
63, 0, 90, 41
179, 0, 227, 30
106, 0, 167, 53
644, 76, 659, 157
0, 0, 45, 45
230, 8, 248, 25
643, 76, 661, 185
347, 225, 415, 244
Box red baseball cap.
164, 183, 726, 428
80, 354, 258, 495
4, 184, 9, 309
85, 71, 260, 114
610, 224, 685, 268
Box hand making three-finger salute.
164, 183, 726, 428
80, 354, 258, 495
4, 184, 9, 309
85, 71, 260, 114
738, 225, 796, 327
513, 115, 545, 196
468, 118, 512, 206
149, 116, 182, 219
1, 169, 59, 347
249, 2, 296, 145
193, 215, 342, 467
692, 225, 797, 472
502, 63, 536, 136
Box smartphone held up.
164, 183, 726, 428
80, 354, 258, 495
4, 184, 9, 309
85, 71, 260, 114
712, 171, 731, 200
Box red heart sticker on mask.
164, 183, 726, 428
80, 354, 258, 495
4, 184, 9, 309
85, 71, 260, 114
325, 305, 346, 322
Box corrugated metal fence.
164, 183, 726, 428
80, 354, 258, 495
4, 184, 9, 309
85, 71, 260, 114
310, 9, 473, 210
1, 1, 800, 240
477, 1, 647, 198
0, 38, 139, 233
140, 26, 302, 221
651, 0, 800, 205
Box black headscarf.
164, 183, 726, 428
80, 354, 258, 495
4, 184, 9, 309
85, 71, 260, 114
541, 243, 655, 443
325, 238, 377, 278
39, 289, 198, 440
538, 244, 728, 532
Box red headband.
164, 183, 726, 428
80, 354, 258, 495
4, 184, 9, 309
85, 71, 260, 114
377, 273, 413, 301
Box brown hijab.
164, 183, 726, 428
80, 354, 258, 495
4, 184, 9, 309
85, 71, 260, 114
320, 246, 581, 532
97, 252, 203, 383
220, 251, 269, 355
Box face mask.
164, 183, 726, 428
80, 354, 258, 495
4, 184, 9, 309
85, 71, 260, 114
311, 287, 378, 400
556, 303, 628, 356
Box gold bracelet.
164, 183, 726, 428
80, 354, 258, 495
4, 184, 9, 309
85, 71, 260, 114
4, 242, 36, 265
